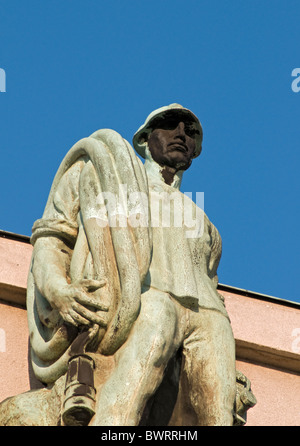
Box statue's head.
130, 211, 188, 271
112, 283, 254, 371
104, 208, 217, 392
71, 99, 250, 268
133, 104, 203, 172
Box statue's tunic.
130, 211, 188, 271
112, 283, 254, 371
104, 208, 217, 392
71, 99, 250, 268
27, 129, 228, 384
144, 174, 227, 317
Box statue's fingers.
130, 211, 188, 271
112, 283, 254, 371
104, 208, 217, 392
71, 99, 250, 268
78, 279, 107, 291
69, 306, 92, 326
74, 304, 108, 328
75, 291, 109, 312
61, 312, 78, 327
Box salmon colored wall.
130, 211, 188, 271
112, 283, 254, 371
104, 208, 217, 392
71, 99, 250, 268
0, 300, 32, 401
236, 359, 300, 426
222, 289, 300, 358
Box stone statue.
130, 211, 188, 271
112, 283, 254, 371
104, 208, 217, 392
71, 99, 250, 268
0, 104, 256, 426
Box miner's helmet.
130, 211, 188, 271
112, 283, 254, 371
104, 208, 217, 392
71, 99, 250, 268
132, 103, 203, 159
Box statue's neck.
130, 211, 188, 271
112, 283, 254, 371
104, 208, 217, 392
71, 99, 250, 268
144, 157, 183, 190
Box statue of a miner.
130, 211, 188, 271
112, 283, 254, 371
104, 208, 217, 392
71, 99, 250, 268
0, 104, 256, 426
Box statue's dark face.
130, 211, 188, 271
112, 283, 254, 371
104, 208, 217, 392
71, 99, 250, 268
147, 118, 196, 171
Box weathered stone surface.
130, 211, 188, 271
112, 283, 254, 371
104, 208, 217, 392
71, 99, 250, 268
0, 104, 256, 426
0, 376, 64, 426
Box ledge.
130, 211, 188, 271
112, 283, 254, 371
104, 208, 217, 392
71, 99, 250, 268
0, 230, 30, 243
235, 339, 300, 374
218, 283, 300, 310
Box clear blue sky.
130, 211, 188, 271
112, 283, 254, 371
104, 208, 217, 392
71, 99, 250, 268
0, 0, 299, 303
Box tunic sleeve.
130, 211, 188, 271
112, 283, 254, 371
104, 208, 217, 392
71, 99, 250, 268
31, 160, 85, 247
208, 222, 222, 288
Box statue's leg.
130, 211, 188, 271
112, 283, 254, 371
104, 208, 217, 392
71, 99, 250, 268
92, 289, 182, 426
182, 309, 236, 426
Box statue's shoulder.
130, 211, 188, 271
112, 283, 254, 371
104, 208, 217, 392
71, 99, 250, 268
202, 212, 222, 246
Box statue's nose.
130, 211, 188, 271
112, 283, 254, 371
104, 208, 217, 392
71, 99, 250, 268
174, 122, 186, 140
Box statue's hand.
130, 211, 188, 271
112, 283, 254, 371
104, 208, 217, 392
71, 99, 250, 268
48, 278, 109, 328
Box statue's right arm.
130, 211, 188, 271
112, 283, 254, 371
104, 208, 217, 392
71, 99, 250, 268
31, 159, 109, 328
32, 236, 108, 328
